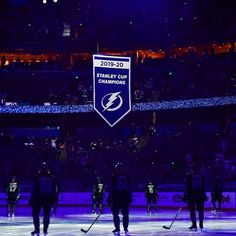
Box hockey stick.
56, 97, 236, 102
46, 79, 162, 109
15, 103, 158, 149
81, 212, 102, 233
163, 206, 182, 230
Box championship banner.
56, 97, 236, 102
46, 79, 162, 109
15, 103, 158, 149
93, 54, 131, 127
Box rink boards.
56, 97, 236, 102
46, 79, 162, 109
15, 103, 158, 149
0, 192, 235, 208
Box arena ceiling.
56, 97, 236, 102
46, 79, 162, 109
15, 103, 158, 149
0, 0, 236, 51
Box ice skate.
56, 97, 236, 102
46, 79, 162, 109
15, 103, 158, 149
31, 230, 40, 236
112, 228, 120, 235
189, 225, 197, 231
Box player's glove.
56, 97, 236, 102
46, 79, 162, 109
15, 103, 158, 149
182, 194, 188, 203
128, 196, 132, 205
107, 196, 112, 207
52, 194, 58, 204
29, 197, 33, 206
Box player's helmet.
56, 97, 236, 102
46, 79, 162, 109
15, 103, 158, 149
115, 162, 124, 173
11, 176, 16, 182
39, 162, 49, 174
190, 161, 201, 174
41, 162, 47, 169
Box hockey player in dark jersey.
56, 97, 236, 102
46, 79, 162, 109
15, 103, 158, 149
30, 162, 58, 236
145, 179, 159, 214
183, 161, 206, 230
92, 177, 105, 214
51, 182, 59, 217
211, 176, 223, 212
6, 175, 20, 217
108, 162, 132, 236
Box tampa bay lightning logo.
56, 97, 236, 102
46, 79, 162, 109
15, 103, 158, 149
172, 194, 183, 203
101, 92, 123, 112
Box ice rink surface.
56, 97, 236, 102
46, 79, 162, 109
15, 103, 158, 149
0, 206, 236, 235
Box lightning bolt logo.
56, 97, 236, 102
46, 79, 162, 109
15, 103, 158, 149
102, 91, 123, 112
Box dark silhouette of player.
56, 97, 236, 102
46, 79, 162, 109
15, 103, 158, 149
30, 162, 58, 236
145, 179, 159, 214
108, 162, 132, 235
92, 177, 105, 214
51, 185, 59, 217
183, 161, 206, 230
211, 176, 223, 212
6, 175, 20, 217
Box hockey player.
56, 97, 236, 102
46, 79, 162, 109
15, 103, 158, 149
51, 173, 59, 217
145, 179, 159, 214
211, 176, 223, 212
92, 177, 105, 214
108, 162, 132, 236
51, 188, 59, 217
30, 162, 58, 236
6, 175, 20, 217
183, 161, 206, 230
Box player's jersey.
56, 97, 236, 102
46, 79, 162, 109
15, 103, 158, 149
191, 174, 202, 190
7, 181, 20, 199
93, 182, 104, 196
146, 183, 156, 194
184, 172, 206, 201
211, 178, 223, 199
115, 175, 129, 192
108, 172, 132, 205
31, 171, 58, 204
38, 176, 55, 194
212, 179, 223, 192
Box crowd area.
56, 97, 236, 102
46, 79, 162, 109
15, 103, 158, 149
0, 113, 235, 193
0, 49, 236, 105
